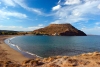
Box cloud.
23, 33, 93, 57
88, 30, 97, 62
0, 24, 44, 31
2, 0, 16, 6
58, 0, 61, 4
1, 0, 44, 15
38, 24, 44, 27
13, 0, 43, 15
95, 22, 100, 25
52, 0, 62, 11
81, 26, 100, 35
0, 10, 27, 19
0, 2, 1, 4
7, 18, 10, 20
52, 5, 61, 11
64, 0, 81, 5
51, 0, 100, 24
97, 4, 100, 9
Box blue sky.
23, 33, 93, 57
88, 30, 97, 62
0, 0, 100, 35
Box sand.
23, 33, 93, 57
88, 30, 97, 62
0, 35, 29, 63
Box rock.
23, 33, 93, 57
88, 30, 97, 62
62, 56, 69, 60
2, 52, 100, 67
96, 62, 100, 65
56, 56, 62, 59
42, 57, 59, 63
0, 61, 21, 67
22, 60, 31, 66
47, 64, 60, 67
93, 52, 100, 56
33, 23, 87, 36
22, 59, 44, 67
5, 61, 12, 64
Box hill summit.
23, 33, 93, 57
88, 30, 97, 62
33, 23, 86, 36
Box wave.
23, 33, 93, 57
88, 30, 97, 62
25, 51, 41, 58
7, 37, 42, 58
16, 45, 21, 51
9, 37, 15, 40
11, 44, 16, 46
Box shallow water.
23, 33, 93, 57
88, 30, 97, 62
5, 35, 100, 58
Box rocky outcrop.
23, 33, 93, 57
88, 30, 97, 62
1, 52, 100, 67
0, 61, 21, 67
33, 23, 86, 36
22, 52, 100, 67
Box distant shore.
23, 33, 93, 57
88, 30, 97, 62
0, 35, 29, 63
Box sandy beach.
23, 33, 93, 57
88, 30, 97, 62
0, 35, 29, 63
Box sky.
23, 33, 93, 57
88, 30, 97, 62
0, 0, 100, 35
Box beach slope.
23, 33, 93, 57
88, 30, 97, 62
0, 35, 28, 63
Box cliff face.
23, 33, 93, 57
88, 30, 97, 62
33, 24, 86, 36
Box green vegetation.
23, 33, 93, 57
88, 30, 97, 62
0, 30, 29, 35
0, 30, 17, 35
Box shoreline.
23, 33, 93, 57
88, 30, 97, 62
0, 35, 29, 63
5, 35, 42, 59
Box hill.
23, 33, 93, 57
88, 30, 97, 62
33, 23, 86, 36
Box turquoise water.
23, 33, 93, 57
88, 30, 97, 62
5, 35, 100, 58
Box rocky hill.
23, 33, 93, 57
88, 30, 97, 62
33, 24, 86, 36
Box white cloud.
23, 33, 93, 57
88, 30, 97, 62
13, 0, 43, 15
0, 25, 44, 31
64, 0, 81, 5
2, 6, 8, 10
52, 5, 61, 11
95, 22, 100, 25
1, 0, 44, 15
97, 4, 100, 9
0, 10, 27, 19
38, 24, 44, 27
52, 0, 62, 11
2, 0, 16, 7
81, 26, 100, 35
51, 0, 100, 24
0, 2, 1, 4
7, 18, 10, 20
58, 0, 61, 4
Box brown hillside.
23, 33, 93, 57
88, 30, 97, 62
33, 23, 86, 36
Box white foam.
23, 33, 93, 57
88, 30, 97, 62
26, 51, 36, 56
7, 37, 21, 51
7, 39, 16, 47
25, 51, 42, 58
11, 44, 16, 46
16, 45, 21, 51
6, 37, 42, 58
8, 39, 10, 44
10, 37, 15, 40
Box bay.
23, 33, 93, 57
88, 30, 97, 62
8, 35, 100, 57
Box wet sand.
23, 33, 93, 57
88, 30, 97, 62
0, 35, 29, 63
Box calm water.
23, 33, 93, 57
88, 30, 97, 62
6, 35, 100, 57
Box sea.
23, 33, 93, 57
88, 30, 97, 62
5, 35, 100, 58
